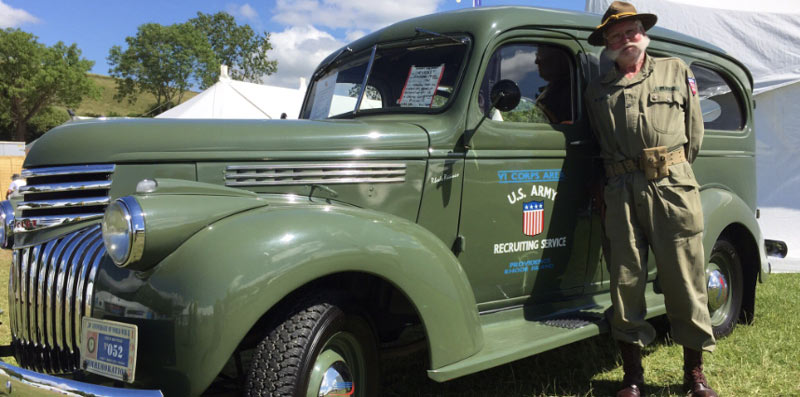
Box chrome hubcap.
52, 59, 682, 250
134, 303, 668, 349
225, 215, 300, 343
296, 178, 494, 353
318, 361, 353, 397
706, 269, 729, 311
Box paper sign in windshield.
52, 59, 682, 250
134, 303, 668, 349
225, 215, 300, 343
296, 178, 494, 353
399, 64, 445, 108
310, 72, 338, 120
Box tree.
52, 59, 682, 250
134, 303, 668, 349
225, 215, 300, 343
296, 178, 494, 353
108, 13, 278, 113
189, 12, 277, 86
108, 22, 218, 113
347, 84, 381, 101
0, 28, 98, 141
27, 106, 70, 137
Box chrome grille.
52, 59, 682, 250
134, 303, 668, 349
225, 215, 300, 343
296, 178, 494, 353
9, 225, 105, 373
225, 162, 407, 186
17, 165, 115, 233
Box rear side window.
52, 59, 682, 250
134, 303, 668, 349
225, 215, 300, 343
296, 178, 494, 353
479, 44, 575, 124
690, 64, 744, 130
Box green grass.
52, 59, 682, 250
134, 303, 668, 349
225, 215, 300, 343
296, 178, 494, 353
75, 74, 198, 118
381, 273, 800, 396
0, 250, 12, 367
15, 75, 199, 140
0, 249, 797, 396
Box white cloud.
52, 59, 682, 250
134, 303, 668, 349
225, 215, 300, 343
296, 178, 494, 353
226, 3, 259, 24
264, 25, 345, 89
273, 0, 443, 33
262, 0, 445, 89
237, 4, 259, 20
501, 49, 538, 83
345, 30, 367, 42
0, 1, 39, 28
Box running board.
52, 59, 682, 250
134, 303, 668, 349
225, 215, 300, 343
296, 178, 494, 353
427, 292, 665, 382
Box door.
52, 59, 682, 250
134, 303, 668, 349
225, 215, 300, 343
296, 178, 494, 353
457, 32, 599, 310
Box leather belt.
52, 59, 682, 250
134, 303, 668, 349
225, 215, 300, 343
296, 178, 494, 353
604, 146, 687, 178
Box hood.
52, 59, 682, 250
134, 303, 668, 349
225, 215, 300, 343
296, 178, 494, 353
24, 118, 430, 167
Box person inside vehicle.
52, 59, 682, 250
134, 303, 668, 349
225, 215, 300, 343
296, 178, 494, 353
534, 45, 572, 124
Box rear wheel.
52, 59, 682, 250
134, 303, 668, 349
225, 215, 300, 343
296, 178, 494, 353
706, 238, 743, 338
244, 294, 379, 397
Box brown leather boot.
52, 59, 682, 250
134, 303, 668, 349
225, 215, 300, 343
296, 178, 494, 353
617, 342, 644, 397
683, 347, 718, 397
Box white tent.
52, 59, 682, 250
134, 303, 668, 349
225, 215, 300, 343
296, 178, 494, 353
586, 0, 800, 263
156, 66, 306, 120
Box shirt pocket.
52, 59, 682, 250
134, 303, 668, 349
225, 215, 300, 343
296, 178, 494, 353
646, 91, 684, 135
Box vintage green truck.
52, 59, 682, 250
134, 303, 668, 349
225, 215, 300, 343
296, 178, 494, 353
0, 6, 768, 397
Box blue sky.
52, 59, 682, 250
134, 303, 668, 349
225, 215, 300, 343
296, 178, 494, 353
1, 0, 587, 88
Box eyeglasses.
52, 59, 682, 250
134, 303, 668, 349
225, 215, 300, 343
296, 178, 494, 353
605, 27, 642, 46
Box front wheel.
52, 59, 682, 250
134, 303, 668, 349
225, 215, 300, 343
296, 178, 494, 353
706, 238, 743, 338
245, 295, 379, 397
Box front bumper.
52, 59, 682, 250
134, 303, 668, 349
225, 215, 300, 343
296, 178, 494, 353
0, 360, 162, 397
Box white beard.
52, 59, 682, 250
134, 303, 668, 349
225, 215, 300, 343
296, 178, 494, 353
605, 34, 651, 64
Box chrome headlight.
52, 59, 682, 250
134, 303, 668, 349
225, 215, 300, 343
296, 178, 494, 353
0, 200, 14, 249
102, 197, 144, 267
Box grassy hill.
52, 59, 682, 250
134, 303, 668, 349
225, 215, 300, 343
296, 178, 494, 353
0, 74, 200, 142
76, 74, 199, 117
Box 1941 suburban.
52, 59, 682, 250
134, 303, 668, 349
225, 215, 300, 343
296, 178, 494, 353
0, 6, 769, 396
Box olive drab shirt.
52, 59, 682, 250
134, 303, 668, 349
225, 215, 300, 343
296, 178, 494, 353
585, 55, 704, 165
585, 55, 706, 236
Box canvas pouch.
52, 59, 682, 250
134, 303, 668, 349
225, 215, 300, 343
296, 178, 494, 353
641, 146, 669, 180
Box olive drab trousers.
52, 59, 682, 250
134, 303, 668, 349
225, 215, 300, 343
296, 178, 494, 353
586, 55, 716, 352
603, 165, 714, 352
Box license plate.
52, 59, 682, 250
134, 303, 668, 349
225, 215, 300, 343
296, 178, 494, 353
80, 317, 138, 383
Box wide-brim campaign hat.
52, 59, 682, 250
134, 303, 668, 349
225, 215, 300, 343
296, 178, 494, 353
588, 1, 657, 46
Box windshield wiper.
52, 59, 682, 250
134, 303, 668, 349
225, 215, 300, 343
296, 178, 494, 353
414, 27, 465, 44
353, 44, 378, 116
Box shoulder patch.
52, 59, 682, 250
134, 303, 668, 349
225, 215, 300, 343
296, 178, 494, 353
687, 77, 697, 96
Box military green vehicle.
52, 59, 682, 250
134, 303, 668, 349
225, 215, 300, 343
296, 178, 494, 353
0, 6, 768, 397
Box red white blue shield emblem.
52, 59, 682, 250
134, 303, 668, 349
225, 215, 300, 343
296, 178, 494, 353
688, 77, 697, 96
523, 201, 544, 236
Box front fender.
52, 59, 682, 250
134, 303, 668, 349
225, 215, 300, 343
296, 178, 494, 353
700, 186, 767, 280
127, 202, 482, 395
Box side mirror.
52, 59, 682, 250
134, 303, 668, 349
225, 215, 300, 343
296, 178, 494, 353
765, 239, 788, 258
490, 79, 521, 112
465, 79, 522, 149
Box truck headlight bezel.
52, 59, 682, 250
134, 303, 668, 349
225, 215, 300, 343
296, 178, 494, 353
0, 200, 14, 249
102, 196, 145, 267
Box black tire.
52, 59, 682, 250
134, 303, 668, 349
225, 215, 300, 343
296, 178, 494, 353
706, 238, 743, 338
244, 294, 379, 397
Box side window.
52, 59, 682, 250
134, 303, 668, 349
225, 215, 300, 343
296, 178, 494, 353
690, 64, 744, 130
480, 43, 574, 124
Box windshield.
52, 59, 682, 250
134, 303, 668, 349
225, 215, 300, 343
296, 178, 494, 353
301, 35, 470, 119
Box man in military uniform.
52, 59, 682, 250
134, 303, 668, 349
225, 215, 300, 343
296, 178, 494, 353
584, 2, 717, 397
